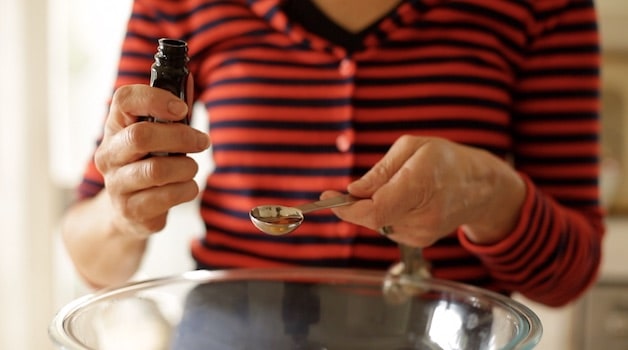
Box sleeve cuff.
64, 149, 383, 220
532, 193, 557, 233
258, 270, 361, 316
458, 172, 536, 258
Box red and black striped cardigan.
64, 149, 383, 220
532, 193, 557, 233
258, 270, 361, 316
78, 0, 604, 306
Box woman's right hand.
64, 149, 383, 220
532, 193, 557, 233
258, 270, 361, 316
94, 84, 210, 238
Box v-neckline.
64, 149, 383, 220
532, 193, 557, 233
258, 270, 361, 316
307, 0, 404, 34
282, 0, 404, 54
248, 0, 421, 57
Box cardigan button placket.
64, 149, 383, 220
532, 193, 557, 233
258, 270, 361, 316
338, 57, 356, 77
335, 132, 353, 153
336, 56, 356, 154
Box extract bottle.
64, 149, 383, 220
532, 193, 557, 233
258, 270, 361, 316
142, 38, 191, 156
143, 38, 190, 125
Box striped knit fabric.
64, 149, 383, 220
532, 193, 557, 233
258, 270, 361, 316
78, 0, 604, 306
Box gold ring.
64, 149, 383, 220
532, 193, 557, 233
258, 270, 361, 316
378, 225, 394, 236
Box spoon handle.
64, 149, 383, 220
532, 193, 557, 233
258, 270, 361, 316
295, 194, 358, 214
398, 244, 430, 277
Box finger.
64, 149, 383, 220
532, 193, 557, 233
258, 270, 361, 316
108, 156, 200, 195
329, 195, 435, 247
138, 215, 169, 237
375, 223, 440, 247
371, 141, 464, 241
96, 121, 210, 169
107, 84, 189, 133
330, 203, 444, 250
348, 135, 428, 198
331, 143, 433, 230
118, 213, 169, 239
319, 190, 344, 201
371, 157, 428, 225
115, 180, 199, 226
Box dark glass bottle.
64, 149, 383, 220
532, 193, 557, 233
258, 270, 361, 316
142, 38, 191, 156
142, 38, 190, 125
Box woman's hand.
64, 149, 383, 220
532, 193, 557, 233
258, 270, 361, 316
95, 84, 210, 239
323, 136, 526, 247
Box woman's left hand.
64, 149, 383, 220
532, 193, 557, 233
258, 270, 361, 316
322, 135, 526, 247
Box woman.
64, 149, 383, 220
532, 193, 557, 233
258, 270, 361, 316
61, 0, 604, 307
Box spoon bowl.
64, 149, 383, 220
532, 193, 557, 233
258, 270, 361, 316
249, 205, 304, 235
249, 194, 357, 235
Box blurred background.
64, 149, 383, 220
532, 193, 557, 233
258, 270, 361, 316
0, 0, 627, 349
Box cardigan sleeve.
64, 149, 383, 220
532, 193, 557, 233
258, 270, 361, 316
459, 0, 605, 307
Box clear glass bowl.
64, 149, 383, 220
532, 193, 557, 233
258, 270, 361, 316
49, 268, 542, 350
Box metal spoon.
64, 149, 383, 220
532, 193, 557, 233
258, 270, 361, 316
249, 194, 358, 236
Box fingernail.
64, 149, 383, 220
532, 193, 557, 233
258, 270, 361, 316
168, 99, 188, 116
348, 178, 367, 190
197, 133, 210, 149
319, 192, 333, 200
347, 177, 373, 196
